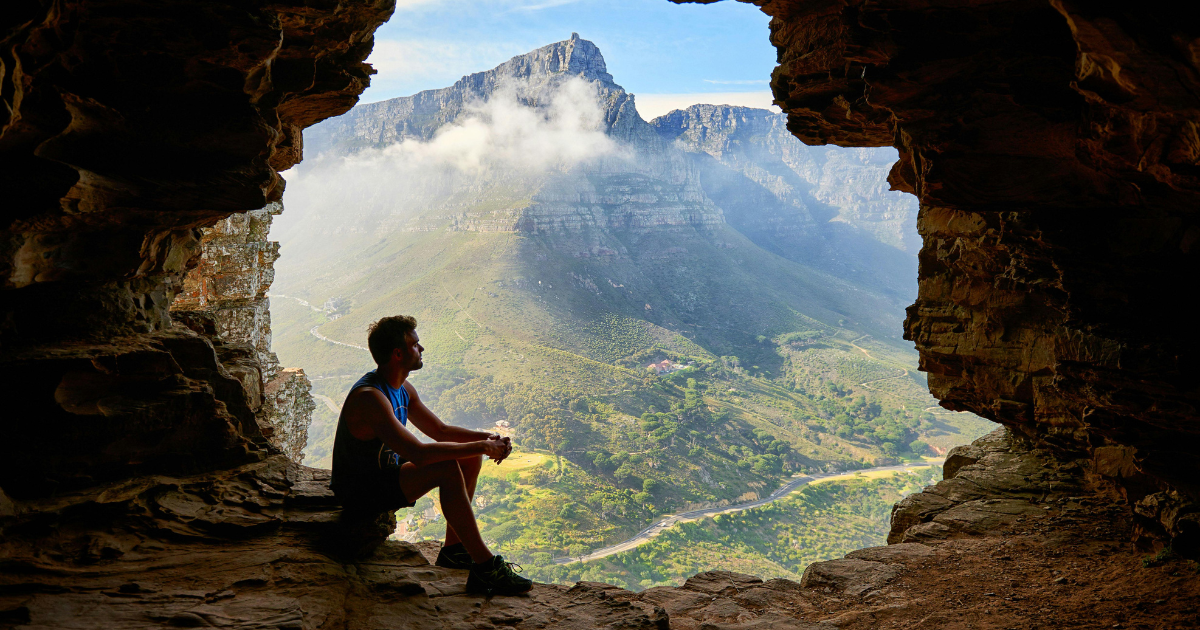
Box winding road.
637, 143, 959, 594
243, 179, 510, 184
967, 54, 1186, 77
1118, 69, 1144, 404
269, 293, 370, 353
553, 459, 943, 565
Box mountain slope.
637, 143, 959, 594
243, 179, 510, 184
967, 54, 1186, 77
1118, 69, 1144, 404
269, 35, 992, 564
650, 104, 919, 300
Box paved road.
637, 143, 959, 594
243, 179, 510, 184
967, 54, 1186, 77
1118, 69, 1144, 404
554, 460, 943, 565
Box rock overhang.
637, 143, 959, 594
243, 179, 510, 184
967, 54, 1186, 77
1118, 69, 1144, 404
0, 3, 1197, 627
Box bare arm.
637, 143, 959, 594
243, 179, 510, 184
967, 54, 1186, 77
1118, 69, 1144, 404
405, 382, 494, 443
343, 388, 505, 466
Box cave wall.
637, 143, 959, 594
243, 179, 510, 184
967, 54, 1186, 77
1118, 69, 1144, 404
0, 0, 394, 496
171, 202, 316, 463
703, 0, 1200, 536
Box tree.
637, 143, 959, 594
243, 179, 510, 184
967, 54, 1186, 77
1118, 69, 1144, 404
643, 478, 662, 495
614, 462, 637, 484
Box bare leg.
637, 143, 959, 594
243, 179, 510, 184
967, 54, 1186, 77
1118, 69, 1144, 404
398, 459, 492, 563
443, 454, 483, 548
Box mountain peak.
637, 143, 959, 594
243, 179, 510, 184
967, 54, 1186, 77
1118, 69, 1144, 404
489, 34, 612, 84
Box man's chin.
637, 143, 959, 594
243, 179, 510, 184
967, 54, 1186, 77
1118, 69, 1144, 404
412, 360, 424, 370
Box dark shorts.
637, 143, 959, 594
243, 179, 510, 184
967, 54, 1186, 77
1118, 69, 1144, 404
332, 465, 416, 512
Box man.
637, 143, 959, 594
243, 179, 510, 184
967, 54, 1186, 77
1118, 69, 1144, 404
331, 315, 533, 595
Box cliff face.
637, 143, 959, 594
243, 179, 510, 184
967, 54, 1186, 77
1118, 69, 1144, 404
307, 33, 624, 150
704, 0, 1200, 547
171, 203, 315, 463
0, 0, 392, 491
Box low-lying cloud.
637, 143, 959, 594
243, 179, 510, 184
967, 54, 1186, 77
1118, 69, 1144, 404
279, 77, 626, 227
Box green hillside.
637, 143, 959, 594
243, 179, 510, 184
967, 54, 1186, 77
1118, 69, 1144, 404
539, 468, 941, 590
269, 213, 990, 557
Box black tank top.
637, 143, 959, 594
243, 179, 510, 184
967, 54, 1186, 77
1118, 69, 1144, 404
330, 370, 409, 492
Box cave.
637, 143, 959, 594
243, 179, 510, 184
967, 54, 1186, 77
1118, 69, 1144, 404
2, 0, 1197, 627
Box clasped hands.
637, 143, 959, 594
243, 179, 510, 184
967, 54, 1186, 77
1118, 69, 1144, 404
484, 433, 513, 464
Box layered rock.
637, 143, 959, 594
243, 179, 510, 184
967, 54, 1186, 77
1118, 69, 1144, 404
5, 432, 1195, 629
652, 105, 919, 253
171, 202, 315, 463
0, 0, 392, 488
0, 456, 669, 629
0, 0, 393, 348
690, 0, 1200, 538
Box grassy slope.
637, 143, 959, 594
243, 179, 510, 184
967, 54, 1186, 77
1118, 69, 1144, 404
269, 208, 990, 558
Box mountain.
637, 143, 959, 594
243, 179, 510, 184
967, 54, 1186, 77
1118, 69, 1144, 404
651, 104, 918, 300
268, 35, 991, 566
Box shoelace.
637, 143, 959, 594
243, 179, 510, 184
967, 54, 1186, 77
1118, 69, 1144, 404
487, 560, 523, 577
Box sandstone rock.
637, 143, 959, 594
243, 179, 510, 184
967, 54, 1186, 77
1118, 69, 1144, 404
888, 492, 955, 544
0, 457, 672, 630
171, 202, 316, 463
800, 558, 899, 596
891, 428, 1087, 542
845, 543, 936, 564
943, 427, 1011, 479
1, 0, 393, 346
901, 521, 953, 543
932, 499, 1046, 535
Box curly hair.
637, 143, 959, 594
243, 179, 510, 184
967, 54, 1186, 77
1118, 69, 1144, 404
366, 315, 418, 365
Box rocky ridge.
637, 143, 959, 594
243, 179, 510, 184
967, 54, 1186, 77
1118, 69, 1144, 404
651, 104, 919, 298
293, 38, 916, 301
301, 34, 723, 238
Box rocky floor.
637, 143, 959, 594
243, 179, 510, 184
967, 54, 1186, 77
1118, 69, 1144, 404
2, 430, 1197, 629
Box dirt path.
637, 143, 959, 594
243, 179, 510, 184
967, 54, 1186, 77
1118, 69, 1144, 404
554, 460, 942, 565
846, 335, 911, 393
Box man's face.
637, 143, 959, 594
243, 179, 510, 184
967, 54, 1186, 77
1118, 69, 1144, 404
396, 330, 424, 371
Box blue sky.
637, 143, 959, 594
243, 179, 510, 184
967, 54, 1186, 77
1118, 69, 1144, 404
362, 0, 778, 118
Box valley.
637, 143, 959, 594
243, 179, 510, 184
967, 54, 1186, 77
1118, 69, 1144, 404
268, 35, 992, 580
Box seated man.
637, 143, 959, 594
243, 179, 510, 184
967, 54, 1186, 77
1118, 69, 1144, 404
330, 315, 532, 595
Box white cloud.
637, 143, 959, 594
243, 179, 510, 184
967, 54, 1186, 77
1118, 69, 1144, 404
393, 0, 443, 9
633, 92, 779, 120
282, 78, 627, 223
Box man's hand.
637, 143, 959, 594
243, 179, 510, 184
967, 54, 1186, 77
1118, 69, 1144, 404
482, 436, 510, 463
487, 434, 513, 464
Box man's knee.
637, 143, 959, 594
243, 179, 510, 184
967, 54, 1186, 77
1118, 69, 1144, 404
460, 453, 484, 469
428, 459, 464, 480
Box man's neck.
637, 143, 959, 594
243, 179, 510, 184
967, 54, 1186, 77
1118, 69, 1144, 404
377, 363, 409, 389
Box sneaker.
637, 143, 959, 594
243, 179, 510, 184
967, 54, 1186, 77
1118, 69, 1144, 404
465, 554, 533, 596
435, 543, 474, 570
